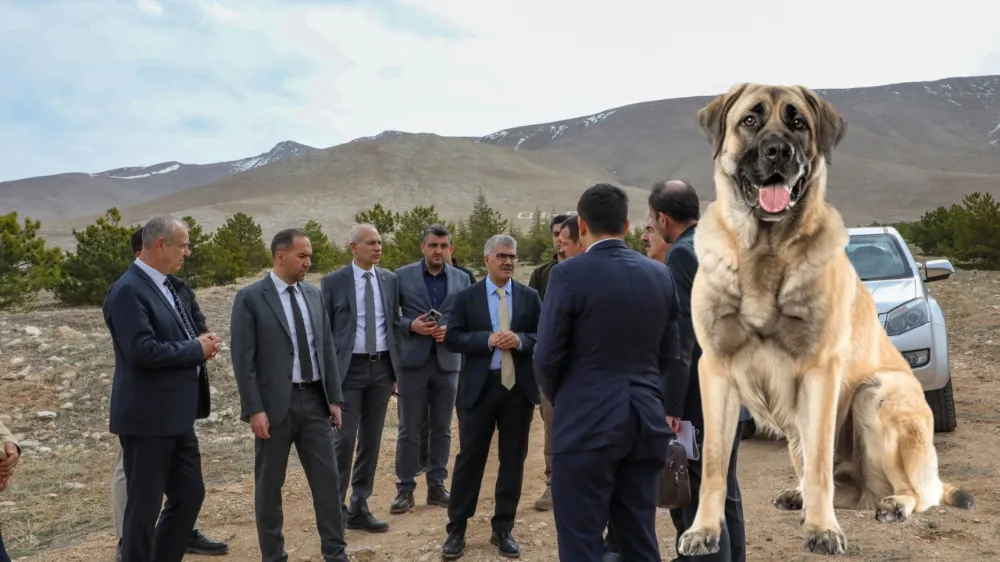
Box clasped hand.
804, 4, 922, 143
198, 331, 223, 360
489, 330, 520, 350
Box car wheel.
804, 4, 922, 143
741, 419, 757, 440
925, 377, 958, 433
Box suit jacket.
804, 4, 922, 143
104, 262, 206, 437
533, 238, 681, 455
167, 274, 211, 419
320, 263, 402, 381
396, 260, 471, 372
663, 224, 704, 427
229, 273, 343, 427
444, 279, 542, 409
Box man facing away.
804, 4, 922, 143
648, 180, 746, 562
109, 227, 229, 561
104, 214, 221, 562
320, 223, 401, 533
229, 228, 348, 562
441, 234, 542, 559
533, 184, 681, 562
527, 213, 568, 511
390, 224, 471, 514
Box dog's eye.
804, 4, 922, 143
792, 117, 806, 130
742, 115, 757, 127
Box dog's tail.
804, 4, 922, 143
941, 482, 975, 510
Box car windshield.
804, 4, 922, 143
846, 233, 912, 281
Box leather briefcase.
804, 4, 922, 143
657, 440, 692, 510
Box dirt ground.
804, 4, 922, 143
2, 265, 1000, 562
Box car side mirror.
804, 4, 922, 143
923, 259, 954, 283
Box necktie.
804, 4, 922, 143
163, 279, 197, 340
287, 285, 315, 382
363, 272, 377, 354
496, 287, 515, 389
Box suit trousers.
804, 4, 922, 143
669, 421, 746, 562
539, 394, 553, 485
254, 384, 348, 562
335, 354, 394, 515
0, 526, 11, 562
446, 371, 534, 536
119, 430, 206, 562
396, 359, 459, 492
112, 446, 201, 539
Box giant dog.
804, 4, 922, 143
676, 83, 975, 556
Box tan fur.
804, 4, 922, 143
676, 84, 974, 557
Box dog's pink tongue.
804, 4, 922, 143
758, 185, 790, 213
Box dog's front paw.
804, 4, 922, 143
677, 526, 722, 556
803, 523, 847, 555
773, 488, 803, 511
875, 496, 913, 523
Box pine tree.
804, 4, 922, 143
0, 212, 64, 310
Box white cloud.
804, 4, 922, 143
136, 0, 163, 17
1, 0, 999, 181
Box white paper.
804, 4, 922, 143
674, 421, 699, 461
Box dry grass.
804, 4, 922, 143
2, 262, 1000, 561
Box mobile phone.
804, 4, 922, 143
427, 309, 443, 323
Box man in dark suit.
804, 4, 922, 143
533, 184, 681, 562
109, 227, 229, 561
320, 223, 400, 532
649, 180, 746, 562
390, 225, 471, 515
441, 234, 542, 559
230, 228, 348, 562
104, 214, 221, 562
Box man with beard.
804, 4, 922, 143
648, 179, 746, 562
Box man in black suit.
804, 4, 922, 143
441, 234, 542, 559
109, 227, 229, 561
533, 184, 681, 562
104, 214, 221, 562
649, 179, 746, 562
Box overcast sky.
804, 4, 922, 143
2, 0, 999, 182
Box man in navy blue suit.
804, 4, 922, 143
104, 214, 221, 562
534, 183, 682, 562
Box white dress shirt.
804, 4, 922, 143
135, 258, 175, 308
270, 271, 321, 383
351, 261, 389, 353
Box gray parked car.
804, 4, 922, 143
742, 225, 958, 439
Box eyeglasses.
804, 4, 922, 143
494, 253, 518, 262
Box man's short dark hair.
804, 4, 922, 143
649, 180, 700, 223
131, 227, 144, 254
577, 183, 629, 236
560, 215, 580, 242
271, 227, 308, 257
550, 214, 570, 229
422, 223, 451, 243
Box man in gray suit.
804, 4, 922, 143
320, 223, 400, 533
390, 224, 472, 514
230, 228, 348, 562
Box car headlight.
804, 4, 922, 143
901, 349, 930, 368
884, 298, 930, 336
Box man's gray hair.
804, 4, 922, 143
484, 234, 517, 256
349, 223, 378, 245
142, 214, 185, 248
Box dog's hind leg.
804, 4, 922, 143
677, 353, 741, 557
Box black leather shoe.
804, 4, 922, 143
345, 512, 390, 533
427, 485, 450, 507
490, 530, 520, 558
442, 531, 465, 559
390, 490, 415, 514
186, 529, 229, 555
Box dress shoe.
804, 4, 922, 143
490, 530, 521, 558
345, 512, 390, 533
186, 529, 229, 555
427, 485, 450, 507
534, 484, 553, 511
389, 490, 415, 514
442, 531, 465, 559
603, 553, 621, 562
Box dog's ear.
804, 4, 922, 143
697, 83, 748, 160
797, 86, 847, 164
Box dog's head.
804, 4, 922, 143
697, 83, 847, 223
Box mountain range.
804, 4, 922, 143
4, 74, 999, 250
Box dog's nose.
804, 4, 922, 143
759, 134, 794, 166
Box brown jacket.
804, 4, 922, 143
528, 253, 560, 302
